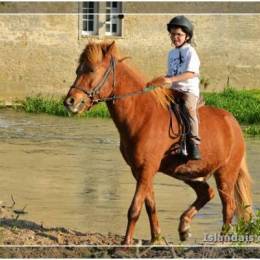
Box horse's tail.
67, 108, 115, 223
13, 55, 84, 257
234, 152, 253, 221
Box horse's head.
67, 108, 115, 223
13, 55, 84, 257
64, 41, 117, 114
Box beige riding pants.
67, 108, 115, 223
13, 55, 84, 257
179, 92, 201, 145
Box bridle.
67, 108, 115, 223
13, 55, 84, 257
69, 56, 162, 104
67, 55, 191, 143
70, 56, 117, 104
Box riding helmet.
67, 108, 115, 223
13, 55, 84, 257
167, 15, 193, 39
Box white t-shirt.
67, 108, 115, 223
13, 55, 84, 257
167, 43, 200, 97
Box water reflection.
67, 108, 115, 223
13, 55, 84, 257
0, 110, 259, 243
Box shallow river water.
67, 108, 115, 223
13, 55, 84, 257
0, 110, 259, 244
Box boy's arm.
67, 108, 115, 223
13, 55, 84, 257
166, 71, 195, 83
147, 72, 195, 87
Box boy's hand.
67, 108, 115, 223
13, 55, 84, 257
146, 76, 172, 87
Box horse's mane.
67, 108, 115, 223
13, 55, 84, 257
79, 40, 121, 68
80, 41, 173, 109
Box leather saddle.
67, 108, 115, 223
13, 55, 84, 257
168, 92, 204, 156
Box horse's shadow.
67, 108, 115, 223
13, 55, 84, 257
0, 217, 78, 243
0, 217, 44, 231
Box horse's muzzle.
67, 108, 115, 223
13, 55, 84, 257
64, 96, 76, 108
64, 96, 92, 114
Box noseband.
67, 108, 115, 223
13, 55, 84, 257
71, 56, 117, 103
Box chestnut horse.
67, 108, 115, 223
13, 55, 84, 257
64, 41, 253, 245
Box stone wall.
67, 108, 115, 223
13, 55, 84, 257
0, 2, 260, 102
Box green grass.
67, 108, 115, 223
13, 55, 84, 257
203, 88, 260, 124
21, 96, 110, 118
234, 210, 260, 238
222, 209, 260, 244
14, 89, 260, 135
244, 125, 260, 136
203, 88, 260, 136
22, 96, 68, 116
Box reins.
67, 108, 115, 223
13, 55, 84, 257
70, 56, 163, 104
70, 55, 191, 140
93, 85, 159, 104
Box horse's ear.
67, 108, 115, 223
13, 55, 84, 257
102, 41, 115, 56
107, 41, 115, 54
118, 56, 131, 63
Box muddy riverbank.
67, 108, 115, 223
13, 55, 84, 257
0, 205, 260, 258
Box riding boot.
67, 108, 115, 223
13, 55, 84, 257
188, 142, 201, 160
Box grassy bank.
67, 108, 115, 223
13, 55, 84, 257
203, 88, 260, 136
21, 95, 110, 118
10, 88, 260, 135
203, 88, 260, 124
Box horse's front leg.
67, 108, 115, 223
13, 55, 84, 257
123, 169, 155, 245
145, 186, 163, 244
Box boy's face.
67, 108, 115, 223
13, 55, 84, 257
169, 27, 189, 47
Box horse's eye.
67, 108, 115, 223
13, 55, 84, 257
85, 64, 95, 73
76, 63, 94, 75
89, 67, 94, 73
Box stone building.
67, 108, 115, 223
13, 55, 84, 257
0, 1, 260, 102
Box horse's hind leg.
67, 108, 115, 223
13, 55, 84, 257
179, 180, 215, 241
214, 167, 239, 233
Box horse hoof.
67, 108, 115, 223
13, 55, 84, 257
220, 224, 233, 235
151, 235, 166, 245
121, 237, 133, 246
112, 247, 133, 257
179, 230, 192, 241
